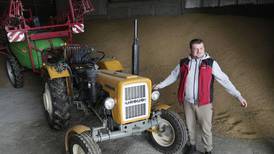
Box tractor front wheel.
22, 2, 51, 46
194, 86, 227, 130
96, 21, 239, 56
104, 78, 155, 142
43, 78, 70, 130
68, 132, 102, 154
147, 110, 187, 154
5, 55, 24, 88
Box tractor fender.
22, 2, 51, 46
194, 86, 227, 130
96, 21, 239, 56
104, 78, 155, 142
97, 59, 124, 71
154, 103, 171, 111
64, 124, 91, 152
45, 65, 70, 80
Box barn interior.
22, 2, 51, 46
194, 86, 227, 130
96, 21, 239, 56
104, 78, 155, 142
0, 0, 273, 154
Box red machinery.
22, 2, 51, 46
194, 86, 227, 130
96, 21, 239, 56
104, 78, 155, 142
0, 0, 95, 72
1, 0, 94, 42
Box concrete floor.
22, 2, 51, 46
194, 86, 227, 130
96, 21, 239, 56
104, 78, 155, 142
0, 58, 273, 154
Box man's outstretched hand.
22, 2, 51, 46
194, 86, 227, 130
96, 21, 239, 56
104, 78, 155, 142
152, 84, 159, 90
240, 98, 247, 108
153, 84, 160, 90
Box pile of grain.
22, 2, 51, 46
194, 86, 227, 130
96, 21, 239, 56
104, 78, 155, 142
63, 14, 274, 138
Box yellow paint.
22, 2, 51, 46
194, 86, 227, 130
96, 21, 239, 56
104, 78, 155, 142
46, 65, 70, 79
154, 103, 170, 111
97, 70, 152, 125
147, 126, 158, 132
64, 125, 91, 152
97, 59, 124, 71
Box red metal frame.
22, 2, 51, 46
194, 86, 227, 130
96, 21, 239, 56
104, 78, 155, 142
0, 0, 95, 72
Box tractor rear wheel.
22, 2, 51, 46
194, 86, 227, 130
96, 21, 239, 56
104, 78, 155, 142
5, 55, 24, 88
43, 78, 70, 130
68, 132, 102, 154
147, 110, 187, 154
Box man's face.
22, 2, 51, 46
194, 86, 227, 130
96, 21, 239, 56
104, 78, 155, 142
190, 43, 205, 58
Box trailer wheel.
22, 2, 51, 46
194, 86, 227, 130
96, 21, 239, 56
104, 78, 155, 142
68, 132, 102, 154
147, 110, 187, 154
43, 78, 70, 130
5, 55, 24, 88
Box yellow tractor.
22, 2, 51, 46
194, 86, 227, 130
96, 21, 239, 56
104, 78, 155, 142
41, 45, 187, 154
42, 21, 188, 154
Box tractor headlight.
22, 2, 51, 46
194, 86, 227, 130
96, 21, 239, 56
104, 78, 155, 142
104, 97, 115, 110
151, 91, 160, 101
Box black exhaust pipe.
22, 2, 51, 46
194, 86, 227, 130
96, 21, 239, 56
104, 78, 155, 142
132, 19, 139, 75
86, 68, 97, 104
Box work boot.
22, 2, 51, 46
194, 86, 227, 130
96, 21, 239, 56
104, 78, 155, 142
204, 151, 212, 154
183, 144, 196, 154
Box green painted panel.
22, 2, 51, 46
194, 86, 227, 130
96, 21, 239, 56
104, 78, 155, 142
9, 38, 66, 69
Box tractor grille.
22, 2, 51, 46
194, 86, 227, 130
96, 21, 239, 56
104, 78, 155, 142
125, 103, 146, 119
125, 85, 146, 101
124, 84, 148, 120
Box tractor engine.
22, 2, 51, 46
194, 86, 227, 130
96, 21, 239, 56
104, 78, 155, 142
64, 45, 111, 119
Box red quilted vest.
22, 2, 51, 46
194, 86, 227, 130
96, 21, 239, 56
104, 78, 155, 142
178, 58, 214, 106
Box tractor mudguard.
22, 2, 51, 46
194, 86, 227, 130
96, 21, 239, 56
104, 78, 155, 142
97, 59, 124, 71
65, 125, 91, 152
45, 65, 70, 79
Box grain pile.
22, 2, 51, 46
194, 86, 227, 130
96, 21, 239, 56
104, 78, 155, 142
75, 14, 274, 139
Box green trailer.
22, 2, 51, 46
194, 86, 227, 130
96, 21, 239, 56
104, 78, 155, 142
9, 38, 66, 69
5, 38, 66, 87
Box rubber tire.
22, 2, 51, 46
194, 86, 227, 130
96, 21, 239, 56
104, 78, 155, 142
5, 55, 24, 88
68, 132, 102, 154
147, 110, 187, 154
44, 78, 70, 130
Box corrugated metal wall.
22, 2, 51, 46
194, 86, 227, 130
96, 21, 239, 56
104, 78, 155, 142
89, 0, 274, 18
0, 0, 56, 23
2, 0, 272, 19
185, 0, 274, 8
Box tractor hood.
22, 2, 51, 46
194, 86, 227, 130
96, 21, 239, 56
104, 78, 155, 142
97, 70, 152, 124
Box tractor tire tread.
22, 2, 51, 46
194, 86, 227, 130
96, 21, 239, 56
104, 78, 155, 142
6, 55, 24, 88
47, 78, 70, 130
147, 110, 187, 154
69, 132, 101, 154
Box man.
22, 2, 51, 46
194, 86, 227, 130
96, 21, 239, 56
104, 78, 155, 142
154, 39, 247, 154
